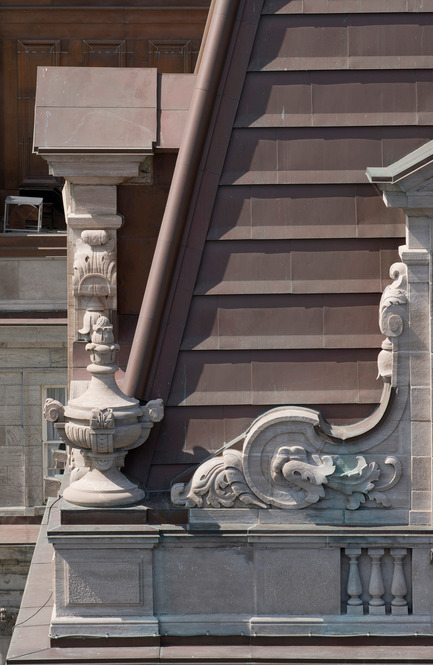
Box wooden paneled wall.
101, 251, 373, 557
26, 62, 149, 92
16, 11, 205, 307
0, 2, 209, 201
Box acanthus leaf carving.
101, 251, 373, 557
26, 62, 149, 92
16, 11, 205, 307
325, 455, 379, 510
73, 229, 116, 340
171, 450, 267, 509
171, 458, 235, 508
90, 407, 115, 430
223, 450, 267, 508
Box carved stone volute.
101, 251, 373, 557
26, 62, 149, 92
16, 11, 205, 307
377, 262, 407, 386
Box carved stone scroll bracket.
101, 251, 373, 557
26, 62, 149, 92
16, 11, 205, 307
171, 251, 407, 517
377, 262, 408, 387
45, 317, 164, 507
171, 409, 402, 512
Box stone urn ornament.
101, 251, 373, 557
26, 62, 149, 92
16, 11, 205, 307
44, 316, 163, 507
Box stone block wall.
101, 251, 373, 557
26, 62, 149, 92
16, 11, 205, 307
0, 323, 67, 512
0, 544, 33, 617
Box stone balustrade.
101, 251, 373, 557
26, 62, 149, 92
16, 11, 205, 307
344, 546, 409, 616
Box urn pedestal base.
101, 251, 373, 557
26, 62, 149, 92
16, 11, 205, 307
62, 466, 145, 507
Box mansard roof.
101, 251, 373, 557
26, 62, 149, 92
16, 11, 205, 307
123, 0, 430, 490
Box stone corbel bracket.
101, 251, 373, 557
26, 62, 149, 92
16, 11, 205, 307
173, 142, 433, 525
377, 262, 407, 388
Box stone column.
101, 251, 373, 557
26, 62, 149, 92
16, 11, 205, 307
400, 239, 431, 525
33, 66, 157, 384
367, 547, 385, 614
43, 155, 151, 381
345, 547, 363, 615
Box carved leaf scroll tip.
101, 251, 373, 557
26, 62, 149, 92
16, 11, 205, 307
44, 398, 65, 423
143, 398, 164, 423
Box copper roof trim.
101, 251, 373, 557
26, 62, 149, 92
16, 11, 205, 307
123, 0, 241, 399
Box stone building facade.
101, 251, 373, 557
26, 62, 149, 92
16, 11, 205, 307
7, 0, 433, 663
0, 2, 209, 661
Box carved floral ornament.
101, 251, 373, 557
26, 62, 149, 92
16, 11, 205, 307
171, 263, 408, 512
73, 229, 116, 340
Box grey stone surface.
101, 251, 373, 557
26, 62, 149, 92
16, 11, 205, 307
256, 546, 340, 616
46, 513, 433, 638
34, 67, 157, 151
56, 548, 154, 616
0, 259, 66, 311
154, 544, 255, 616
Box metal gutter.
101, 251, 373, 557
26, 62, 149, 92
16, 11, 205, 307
123, 0, 241, 399
194, 0, 216, 73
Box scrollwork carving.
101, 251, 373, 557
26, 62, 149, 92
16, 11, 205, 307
142, 399, 164, 424
171, 420, 401, 512
171, 450, 267, 509
171, 457, 234, 508
43, 398, 65, 423
377, 262, 407, 385
171, 259, 406, 516
270, 446, 335, 507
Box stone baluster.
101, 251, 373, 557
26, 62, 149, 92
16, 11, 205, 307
390, 548, 408, 614
345, 547, 363, 615
368, 547, 385, 614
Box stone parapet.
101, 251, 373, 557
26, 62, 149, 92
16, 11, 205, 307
46, 499, 433, 640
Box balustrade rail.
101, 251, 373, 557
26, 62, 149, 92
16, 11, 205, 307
343, 547, 410, 615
